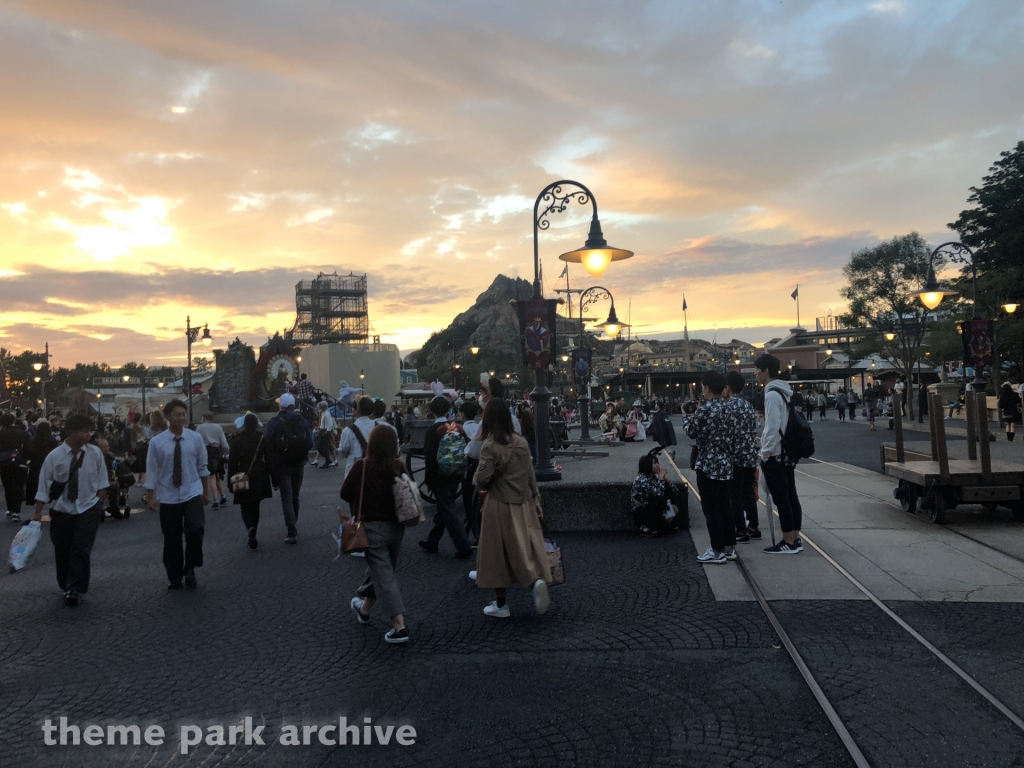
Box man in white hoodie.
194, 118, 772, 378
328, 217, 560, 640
755, 354, 803, 554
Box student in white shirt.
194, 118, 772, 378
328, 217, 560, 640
144, 400, 211, 590
32, 414, 109, 606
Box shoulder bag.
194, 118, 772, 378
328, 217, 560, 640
341, 461, 370, 553
394, 470, 425, 526
229, 434, 264, 493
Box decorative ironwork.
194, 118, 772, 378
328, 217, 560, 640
535, 185, 592, 231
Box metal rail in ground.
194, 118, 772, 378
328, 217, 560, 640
664, 452, 1024, 763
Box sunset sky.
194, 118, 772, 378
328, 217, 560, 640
1, 0, 1022, 369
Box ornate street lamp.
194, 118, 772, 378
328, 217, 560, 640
573, 286, 626, 442
518, 180, 633, 481
185, 316, 212, 428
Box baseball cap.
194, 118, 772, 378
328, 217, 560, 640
279, 393, 296, 408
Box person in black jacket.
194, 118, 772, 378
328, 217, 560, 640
0, 413, 30, 521
23, 421, 57, 515
647, 401, 677, 456
418, 396, 474, 559
229, 414, 274, 550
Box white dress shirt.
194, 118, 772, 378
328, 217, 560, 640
35, 443, 109, 515
144, 428, 209, 504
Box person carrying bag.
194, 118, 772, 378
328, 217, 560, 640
340, 425, 411, 645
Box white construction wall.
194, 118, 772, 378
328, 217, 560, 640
301, 343, 401, 402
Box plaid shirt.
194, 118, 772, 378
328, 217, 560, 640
294, 379, 315, 401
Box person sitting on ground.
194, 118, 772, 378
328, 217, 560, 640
630, 452, 686, 537
599, 401, 622, 439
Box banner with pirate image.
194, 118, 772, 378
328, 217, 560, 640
571, 348, 593, 396
517, 298, 558, 372
959, 319, 994, 373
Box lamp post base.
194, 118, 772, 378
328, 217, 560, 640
577, 396, 594, 442
530, 375, 562, 482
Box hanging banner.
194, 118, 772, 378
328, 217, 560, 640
571, 348, 593, 396
517, 298, 558, 372
960, 319, 994, 372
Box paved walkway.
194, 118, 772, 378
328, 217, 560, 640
3, 419, 1024, 766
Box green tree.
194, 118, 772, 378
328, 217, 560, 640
840, 233, 942, 419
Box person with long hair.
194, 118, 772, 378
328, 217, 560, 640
999, 381, 1021, 441
473, 398, 551, 618
228, 413, 273, 550
342, 425, 410, 644
24, 421, 57, 514
517, 404, 537, 460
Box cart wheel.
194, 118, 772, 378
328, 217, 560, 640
894, 480, 917, 514
922, 490, 947, 525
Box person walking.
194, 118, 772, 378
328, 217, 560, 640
144, 400, 211, 589
0, 413, 30, 521
459, 400, 482, 543
865, 385, 879, 430
23, 420, 58, 518
264, 393, 313, 544
343, 425, 411, 644
196, 412, 230, 508
755, 354, 804, 554
227, 413, 273, 550
724, 372, 760, 543
474, 398, 551, 617
31, 414, 108, 606
835, 389, 848, 422
127, 412, 148, 483
313, 401, 339, 468
999, 382, 1021, 441
338, 397, 376, 479
848, 389, 858, 420
818, 391, 828, 421
419, 396, 474, 559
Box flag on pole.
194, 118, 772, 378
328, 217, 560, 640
558, 264, 569, 279
682, 297, 688, 312
791, 286, 799, 300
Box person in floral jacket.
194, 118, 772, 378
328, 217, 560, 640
682, 371, 736, 565
724, 372, 761, 543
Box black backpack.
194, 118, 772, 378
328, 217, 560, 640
775, 390, 815, 460
271, 415, 310, 463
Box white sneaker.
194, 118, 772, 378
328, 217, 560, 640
468, 570, 477, 580
483, 601, 510, 618
697, 547, 727, 564
532, 579, 550, 615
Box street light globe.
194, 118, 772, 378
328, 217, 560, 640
201, 325, 212, 347
296, 355, 302, 363
884, 332, 896, 342
32, 362, 43, 371
96, 392, 102, 399
919, 291, 945, 311
158, 381, 165, 388
561, 354, 569, 362
1003, 302, 1020, 314
33, 376, 41, 383
123, 375, 131, 382
470, 346, 480, 355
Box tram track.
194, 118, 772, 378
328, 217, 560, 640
663, 452, 1024, 767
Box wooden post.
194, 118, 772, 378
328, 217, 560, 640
965, 388, 977, 461
928, 391, 939, 461
977, 391, 992, 480
932, 392, 950, 480
893, 391, 905, 464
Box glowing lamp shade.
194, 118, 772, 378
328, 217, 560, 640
32, 362, 43, 371
912, 263, 957, 311
595, 304, 627, 340
158, 381, 165, 388
558, 216, 633, 279
1003, 302, 1020, 314
201, 325, 212, 347
470, 346, 480, 355
884, 332, 896, 342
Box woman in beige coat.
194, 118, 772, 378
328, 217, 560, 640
474, 398, 552, 618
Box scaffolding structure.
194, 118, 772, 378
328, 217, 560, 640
291, 272, 369, 345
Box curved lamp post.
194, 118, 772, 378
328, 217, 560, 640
185, 316, 212, 428
523, 180, 634, 481
910, 241, 992, 388
575, 286, 626, 441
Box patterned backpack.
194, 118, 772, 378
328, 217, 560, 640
437, 425, 468, 476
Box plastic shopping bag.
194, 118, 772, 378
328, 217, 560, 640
8, 520, 42, 573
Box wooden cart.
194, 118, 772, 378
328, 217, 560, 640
883, 390, 1024, 524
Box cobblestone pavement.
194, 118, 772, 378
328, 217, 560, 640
4, 461, 1024, 766
0, 467, 854, 768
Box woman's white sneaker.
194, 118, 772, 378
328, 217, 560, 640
532, 579, 550, 615
483, 601, 510, 618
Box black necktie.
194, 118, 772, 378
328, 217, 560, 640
67, 451, 82, 502
173, 436, 183, 488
